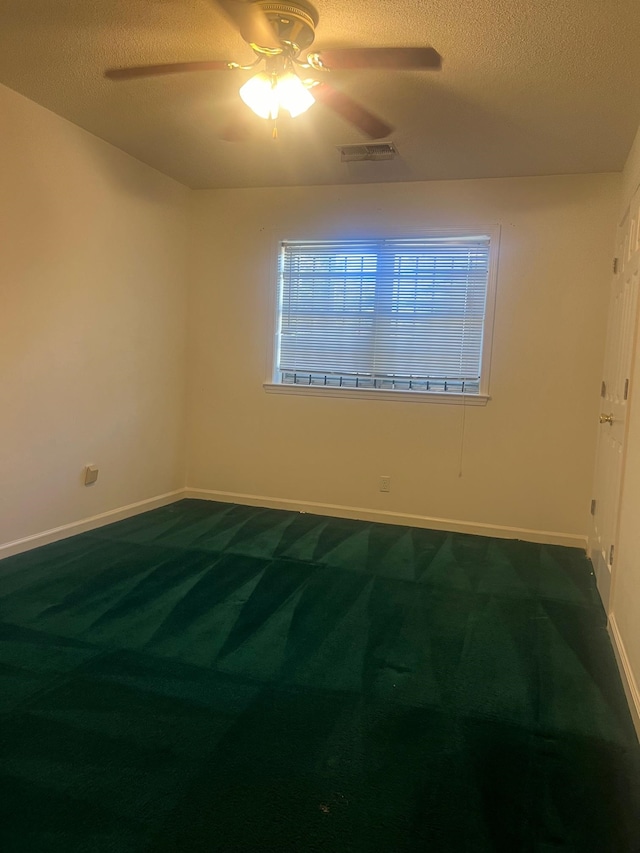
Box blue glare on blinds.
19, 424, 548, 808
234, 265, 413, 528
277, 236, 491, 394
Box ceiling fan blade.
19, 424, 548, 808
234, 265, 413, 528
213, 0, 280, 50
311, 47, 442, 71
105, 60, 232, 80
312, 83, 393, 139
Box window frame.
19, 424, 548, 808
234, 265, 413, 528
263, 224, 500, 405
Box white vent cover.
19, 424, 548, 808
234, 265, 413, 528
337, 142, 398, 162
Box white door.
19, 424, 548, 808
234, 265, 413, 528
589, 186, 640, 609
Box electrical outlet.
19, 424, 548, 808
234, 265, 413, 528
380, 476, 391, 493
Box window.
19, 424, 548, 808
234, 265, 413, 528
266, 228, 498, 403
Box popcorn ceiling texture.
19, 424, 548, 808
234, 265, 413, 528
1, 0, 640, 188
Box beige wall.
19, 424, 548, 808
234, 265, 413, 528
609, 122, 640, 731
0, 83, 188, 547
186, 174, 619, 542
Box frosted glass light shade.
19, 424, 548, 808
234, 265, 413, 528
239, 71, 315, 120
276, 73, 315, 117
239, 72, 279, 119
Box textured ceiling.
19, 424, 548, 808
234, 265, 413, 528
2, 0, 640, 189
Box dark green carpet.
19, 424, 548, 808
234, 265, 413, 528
0, 499, 638, 852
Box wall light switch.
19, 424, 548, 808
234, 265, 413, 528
84, 465, 99, 486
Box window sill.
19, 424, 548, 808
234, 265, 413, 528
263, 383, 490, 406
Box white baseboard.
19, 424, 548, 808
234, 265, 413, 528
183, 488, 587, 549
0, 485, 587, 561
0, 489, 187, 560
608, 614, 640, 740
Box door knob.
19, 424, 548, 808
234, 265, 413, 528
599, 413, 614, 424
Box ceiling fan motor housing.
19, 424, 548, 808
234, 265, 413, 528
252, 0, 319, 53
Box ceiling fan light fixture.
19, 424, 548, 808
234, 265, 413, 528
239, 69, 315, 120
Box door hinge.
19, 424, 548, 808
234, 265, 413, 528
613, 257, 619, 274
601, 380, 607, 398
590, 499, 596, 516
624, 378, 630, 400
609, 544, 615, 566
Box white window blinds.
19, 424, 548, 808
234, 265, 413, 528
276, 235, 491, 395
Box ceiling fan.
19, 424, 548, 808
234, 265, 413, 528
105, 0, 442, 140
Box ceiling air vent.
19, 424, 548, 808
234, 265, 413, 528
338, 142, 398, 162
